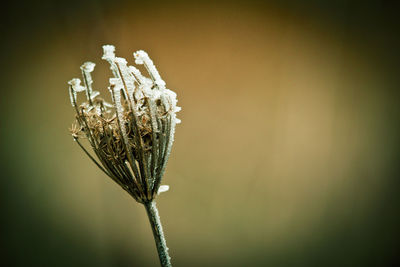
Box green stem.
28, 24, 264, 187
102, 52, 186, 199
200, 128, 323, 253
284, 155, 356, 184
144, 201, 172, 267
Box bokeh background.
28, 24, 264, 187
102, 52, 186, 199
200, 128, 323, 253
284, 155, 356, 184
1, 0, 399, 266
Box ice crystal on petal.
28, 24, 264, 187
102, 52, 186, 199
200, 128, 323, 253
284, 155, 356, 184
102, 45, 115, 60
133, 50, 166, 90
158, 185, 170, 194
90, 91, 100, 99
114, 57, 136, 100
80, 62, 96, 72
68, 78, 85, 92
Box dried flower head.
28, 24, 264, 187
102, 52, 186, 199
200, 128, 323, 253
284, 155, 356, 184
68, 45, 181, 204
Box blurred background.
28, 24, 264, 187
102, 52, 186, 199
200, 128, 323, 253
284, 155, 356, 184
1, 0, 399, 266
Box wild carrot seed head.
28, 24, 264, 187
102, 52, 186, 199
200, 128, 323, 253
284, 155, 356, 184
68, 45, 180, 203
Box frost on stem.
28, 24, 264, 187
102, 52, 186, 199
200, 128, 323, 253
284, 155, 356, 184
134, 50, 166, 90
68, 45, 181, 203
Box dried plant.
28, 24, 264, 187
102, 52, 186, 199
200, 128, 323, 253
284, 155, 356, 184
68, 45, 180, 267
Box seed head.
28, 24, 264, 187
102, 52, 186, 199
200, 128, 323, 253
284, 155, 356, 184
68, 45, 181, 203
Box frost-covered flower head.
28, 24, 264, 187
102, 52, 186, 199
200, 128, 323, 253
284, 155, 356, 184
68, 45, 181, 203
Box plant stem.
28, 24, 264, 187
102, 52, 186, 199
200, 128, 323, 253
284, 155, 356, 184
144, 201, 172, 267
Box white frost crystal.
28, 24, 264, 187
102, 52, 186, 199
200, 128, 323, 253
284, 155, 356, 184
68, 78, 85, 107
114, 57, 136, 99
102, 45, 115, 60
80, 61, 96, 72
134, 50, 167, 90
158, 185, 170, 194
68, 78, 85, 92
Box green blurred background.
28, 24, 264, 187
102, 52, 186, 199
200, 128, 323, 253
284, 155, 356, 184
1, 0, 399, 266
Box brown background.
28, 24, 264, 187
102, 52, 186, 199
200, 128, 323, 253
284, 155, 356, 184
1, 0, 399, 266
